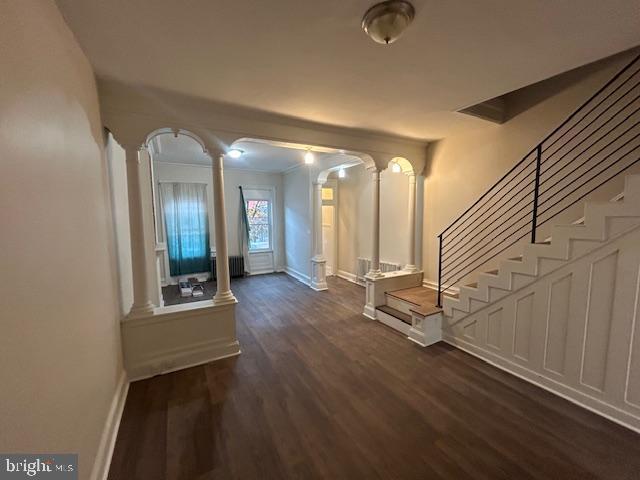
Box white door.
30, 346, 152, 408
322, 205, 335, 276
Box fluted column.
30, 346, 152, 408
125, 146, 154, 317
212, 153, 237, 305
405, 173, 418, 272
310, 181, 328, 291
367, 168, 383, 278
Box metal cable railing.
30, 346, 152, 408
436, 53, 640, 307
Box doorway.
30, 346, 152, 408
321, 181, 337, 276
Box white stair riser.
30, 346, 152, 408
385, 295, 414, 315
376, 309, 411, 335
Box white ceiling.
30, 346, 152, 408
151, 134, 338, 172
56, 0, 640, 140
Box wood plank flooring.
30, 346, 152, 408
108, 273, 640, 480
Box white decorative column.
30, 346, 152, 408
368, 168, 383, 278
125, 146, 154, 317
212, 153, 237, 305
310, 181, 328, 291
363, 167, 383, 319
405, 173, 418, 272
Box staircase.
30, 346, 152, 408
444, 174, 640, 320
424, 53, 640, 432
376, 286, 442, 346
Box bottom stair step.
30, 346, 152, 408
376, 305, 411, 325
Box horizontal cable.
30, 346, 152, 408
538, 125, 640, 200
536, 54, 640, 149
441, 211, 532, 283
442, 182, 534, 266
537, 151, 640, 220
440, 228, 531, 294
438, 150, 536, 236
441, 158, 536, 253
540, 96, 640, 177
541, 71, 640, 157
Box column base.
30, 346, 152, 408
403, 264, 418, 273
310, 257, 328, 291
213, 290, 238, 306
365, 269, 384, 279
127, 301, 155, 318
363, 303, 377, 319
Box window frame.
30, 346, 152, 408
245, 197, 273, 253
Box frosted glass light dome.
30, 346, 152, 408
362, 1, 415, 45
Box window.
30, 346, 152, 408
246, 199, 272, 251
159, 182, 211, 276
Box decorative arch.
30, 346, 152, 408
316, 155, 364, 183
144, 127, 210, 155
388, 156, 414, 175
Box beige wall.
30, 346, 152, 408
0, 2, 124, 478
283, 166, 312, 281
338, 164, 411, 275
422, 50, 640, 285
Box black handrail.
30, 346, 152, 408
436, 53, 640, 308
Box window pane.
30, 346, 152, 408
246, 199, 271, 250
321, 188, 333, 200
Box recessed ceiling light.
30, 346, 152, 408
338, 168, 346, 178
227, 149, 243, 159
362, 0, 415, 45
392, 162, 402, 173
304, 149, 314, 164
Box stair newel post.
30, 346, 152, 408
531, 144, 542, 244
436, 233, 443, 308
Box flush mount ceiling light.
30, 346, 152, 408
304, 149, 314, 164
227, 148, 243, 159
362, 0, 415, 45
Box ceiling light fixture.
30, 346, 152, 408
227, 148, 243, 159
304, 149, 314, 164
362, 0, 415, 45
392, 161, 402, 173
338, 168, 346, 178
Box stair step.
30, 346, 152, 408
376, 305, 411, 325
386, 286, 437, 306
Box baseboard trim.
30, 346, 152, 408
337, 270, 361, 285
248, 269, 275, 276
90, 371, 129, 480
284, 266, 310, 286
127, 338, 241, 382
443, 334, 640, 434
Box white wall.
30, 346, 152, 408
0, 2, 124, 479
153, 162, 285, 281
283, 166, 312, 282
422, 50, 640, 285
106, 134, 133, 315
337, 164, 411, 275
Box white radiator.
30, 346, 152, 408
356, 257, 401, 284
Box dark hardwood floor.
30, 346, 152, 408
108, 273, 640, 480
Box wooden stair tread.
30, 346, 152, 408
410, 303, 443, 317
386, 286, 437, 306
376, 305, 411, 325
